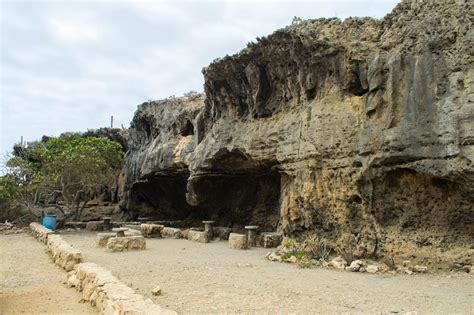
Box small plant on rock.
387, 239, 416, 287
294, 251, 306, 260
311, 242, 330, 261
339, 250, 355, 265
281, 252, 293, 260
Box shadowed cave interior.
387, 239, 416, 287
129, 151, 282, 231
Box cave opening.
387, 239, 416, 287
128, 150, 282, 231
188, 172, 281, 231
130, 173, 197, 221
180, 120, 194, 136
187, 150, 282, 231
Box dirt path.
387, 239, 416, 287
0, 233, 97, 315
62, 231, 473, 314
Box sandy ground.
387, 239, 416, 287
0, 233, 97, 315
61, 231, 474, 314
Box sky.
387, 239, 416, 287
0, 0, 399, 160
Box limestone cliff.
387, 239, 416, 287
123, 0, 473, 266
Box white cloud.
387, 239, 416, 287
0, 0, 398, 158
49, 18, 99, 42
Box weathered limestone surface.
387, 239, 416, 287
141, 223, 164, 238
187, 230, 209, 243
46, 234, 83, 271
68, 262, 176, 315
160, 227, 183, 239
30, 222, 83, 271
260, 232, 283, 248
30, 222, 53, 244
106, 236, 146, 252
121, 0, 473, 267
120, 94, 204, 220
228, 233, 247, 250
97, 233, 116, 247
123, 228, 142, 236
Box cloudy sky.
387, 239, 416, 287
0, 0, 398, 158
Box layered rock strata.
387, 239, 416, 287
122, 0, 473, 267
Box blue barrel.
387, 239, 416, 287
42, 214, 57, 230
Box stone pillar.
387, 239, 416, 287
202, 220, 215, 239
102, 217, 112, 231
244, 226, 259, 247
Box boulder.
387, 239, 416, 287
160, 227, 183, 239
266, 252, 283, 262
97, 233, 116, 247
106, 236, 146, 252
141, 223, 164, 238
260, 232, 282, 248
228, 233, 247, 250
330, 257, 347, 270
187, 230, 209, 243
366, 265, 379, 274
347, 260, 365, 272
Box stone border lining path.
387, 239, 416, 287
29, 222, 177, 315
46, 234, 84, 271
67, 263, 175, 315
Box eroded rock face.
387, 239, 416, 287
121, 94, 204, 220
123, 0, 473, 266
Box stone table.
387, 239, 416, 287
138, 217, 150, 224
112, 227, 128, 237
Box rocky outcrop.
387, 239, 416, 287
121, 94, 204, 220
123, 0, 473, 268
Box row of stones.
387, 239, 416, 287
30, 222, 83, 271
29, 222, 175, 314
30, 222, 53, 244
140, 223, 282, 249
96, 226, 282, 254
66, 262, 175, 315
142, 225, 231, 240
47, 234, 84, 271
97, 225, 215, 252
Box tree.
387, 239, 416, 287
292, 16, 303, 25
2, 135, 124, 220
